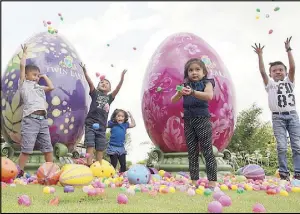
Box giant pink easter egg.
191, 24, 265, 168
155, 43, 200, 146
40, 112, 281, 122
141, 32, 236, 152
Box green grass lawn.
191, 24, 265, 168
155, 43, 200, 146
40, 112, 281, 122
1, 184, 300, 213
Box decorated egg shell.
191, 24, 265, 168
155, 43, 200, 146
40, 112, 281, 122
141, 32, 236, 152
1, 32, 89, 152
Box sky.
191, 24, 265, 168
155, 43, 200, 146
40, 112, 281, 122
2, 2, 300, 163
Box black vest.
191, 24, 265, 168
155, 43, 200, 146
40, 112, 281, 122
183, 78, 215, 118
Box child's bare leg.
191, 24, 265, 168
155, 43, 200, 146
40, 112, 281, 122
96, 150, 103, 165
43, 152, 53, 162
86, 147, 94, 165
18, 153, 30, 170
208, 181, 216, 187
191, 180, 197, 185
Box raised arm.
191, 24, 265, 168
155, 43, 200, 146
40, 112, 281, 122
79, 62, 95, 94
285, 37, 295, 83
252, 43, 269, 86
40, 74, 54, 92
111, 69, 127, 99
19, 44, 28, 83
127, 111, 136, 128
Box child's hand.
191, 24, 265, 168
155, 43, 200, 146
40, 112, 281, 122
39, 74, 46, 78
121, 69, 127, 78
251, 43, 265, 55
284, 36, 292, 51
17, 44, 28, 59
79, 62, 86, 72
21, 44, 28, 55
182, 86, 192, 96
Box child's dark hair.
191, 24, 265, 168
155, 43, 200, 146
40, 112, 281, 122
97, 78, 111, 89
110, 109, 129, 123
269, 61, 287, 72
184, 58, 208, 80
25, 64, 40, 74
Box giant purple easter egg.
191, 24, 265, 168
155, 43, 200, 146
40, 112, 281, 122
141, 32, 236, 152
241, 164, 265, 181
1, 32, 89, 152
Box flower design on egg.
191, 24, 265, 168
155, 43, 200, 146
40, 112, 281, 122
201, 55, 212, 66
64, 56, 73, 68
183, 43, 201, 55
60, 55, 74, 69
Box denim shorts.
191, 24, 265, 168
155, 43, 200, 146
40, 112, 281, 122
84, 126, 107, 151
21, 116, 53, 154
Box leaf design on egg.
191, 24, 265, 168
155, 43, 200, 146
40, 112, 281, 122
11, 90, 20, 112
2, 91, 23, 143
162, 116, 184, 151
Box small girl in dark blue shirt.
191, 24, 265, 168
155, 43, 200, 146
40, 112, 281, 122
171, 58, 217, 188
106, 109, 136, 173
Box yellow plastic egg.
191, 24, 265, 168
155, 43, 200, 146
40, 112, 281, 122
220, 184, 228, 191
14, 179, 20, 184
231, 185, 238, 190
169, 187, 176, 193
158, 170, 165, 177
43, 186, 51, 194
280, 190, 289, 196
196, 188, 204, 195
198, 186, 205, 191
291, 187, 300, 193
245, 186, 253, 191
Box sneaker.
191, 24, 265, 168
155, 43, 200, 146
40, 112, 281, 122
16, 169, 24, 178
279, 172, 290, 181
294, 173, 300, 180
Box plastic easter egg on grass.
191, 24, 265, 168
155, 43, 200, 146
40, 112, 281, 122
90, 160, 115, 178
43, 186, 51, 194
1, 32, 89, 153
49, 197, 59, 206
18, 195, 31, 206
141, 32, 236, 153
252, 203, 266, 213
127, 164, 151, 185
59, 164, 93, 186
117, 193, 128, 204
1, 157, 18, 183
213, 191, 225, 200
37, 162, 61, 185
241, 164, 265, 181
208, 201, 223, 213
218, 195, 232, 207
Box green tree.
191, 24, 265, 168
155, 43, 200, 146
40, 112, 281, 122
228, 103, 294, 175
228, 103, 274, 154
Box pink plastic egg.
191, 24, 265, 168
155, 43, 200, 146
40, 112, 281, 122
213, 191, 225, 200
252, 203, 266, 213
208, 201, 223, 213
95, 188, 105, 196
88, 188, 97, 196
117, 193, 128, 204
18, 195, 31, 206
218, 195, 232, 207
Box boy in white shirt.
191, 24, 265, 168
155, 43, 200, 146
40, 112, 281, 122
252, 37, 300, 181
